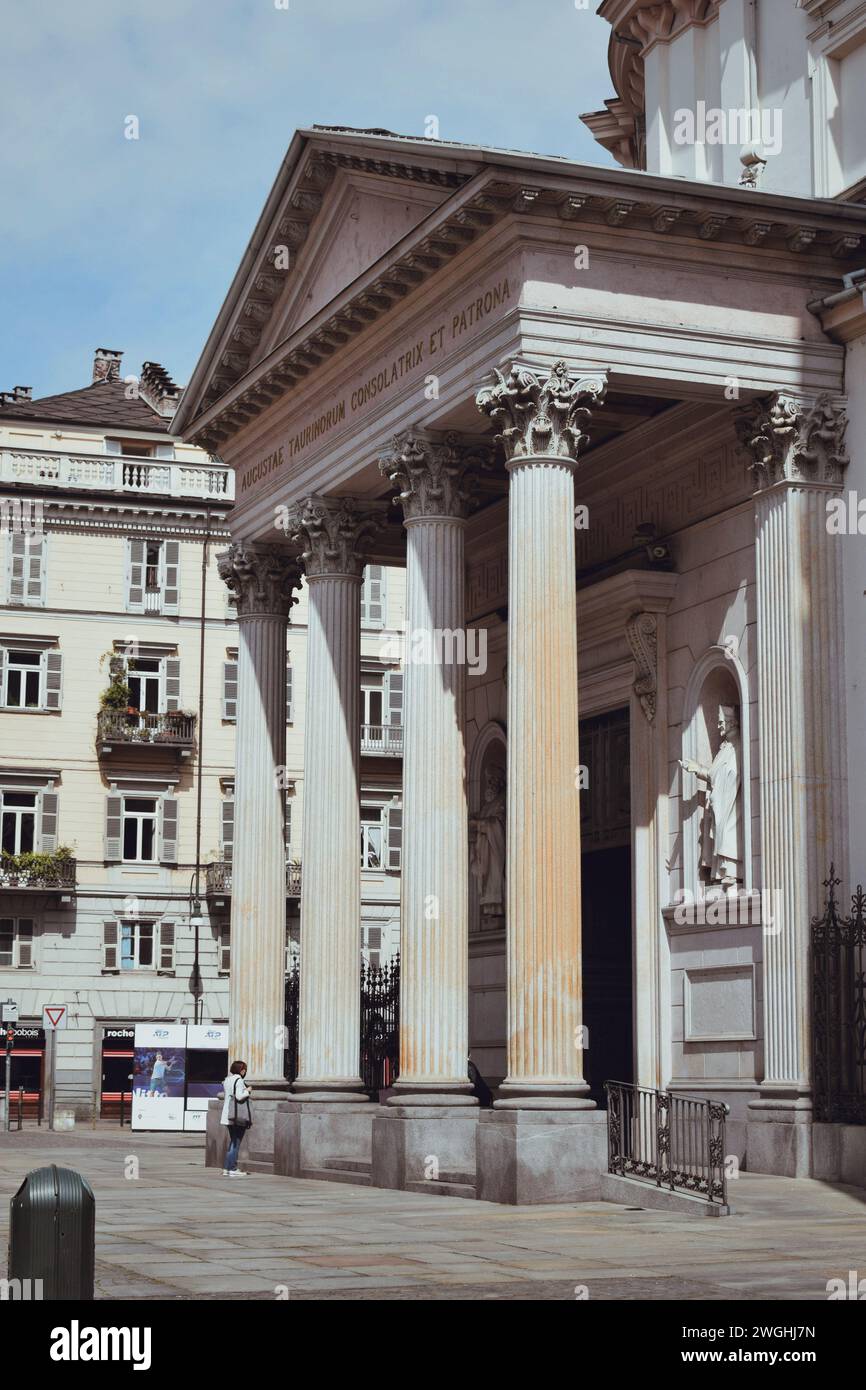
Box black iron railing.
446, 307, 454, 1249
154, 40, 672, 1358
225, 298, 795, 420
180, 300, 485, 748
206, 859, 302, 898
284, 954, 400, 1094
605, 1080, 729, 1205
0, 853, 77, 891
812, 868, 866, 1125
97, 709, 196, 747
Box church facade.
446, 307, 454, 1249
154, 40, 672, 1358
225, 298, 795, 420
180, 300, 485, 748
174, 4, 866, 1200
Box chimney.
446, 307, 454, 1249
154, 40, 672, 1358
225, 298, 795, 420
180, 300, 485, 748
0, 385, 33, 406
92, 348, 123, 383
138, 361, 181, 418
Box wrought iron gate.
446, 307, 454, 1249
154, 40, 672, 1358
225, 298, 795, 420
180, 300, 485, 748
812, 869, 866, 1124
283, 954, 400, 1095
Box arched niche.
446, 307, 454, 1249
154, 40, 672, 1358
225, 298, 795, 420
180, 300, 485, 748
680, 645, 753, 897
468, 720, 507, 936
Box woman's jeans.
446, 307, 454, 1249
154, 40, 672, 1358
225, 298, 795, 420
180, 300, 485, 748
225, 1123, 246, 1171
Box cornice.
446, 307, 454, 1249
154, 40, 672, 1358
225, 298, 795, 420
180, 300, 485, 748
182, 162, 866, 457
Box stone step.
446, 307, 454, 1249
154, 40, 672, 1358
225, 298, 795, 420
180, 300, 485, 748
241, 1158, 275, 1174
301, 1166, 373, 1186
322, 1157, 371, 1174
405, 1179, 476, 1200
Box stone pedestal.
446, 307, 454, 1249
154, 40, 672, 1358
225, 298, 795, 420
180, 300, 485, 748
746, 1097, 814, 1179
275, 1100, 379, 1182
476, 1108, 607, 1205
371, 1096, 478, 1195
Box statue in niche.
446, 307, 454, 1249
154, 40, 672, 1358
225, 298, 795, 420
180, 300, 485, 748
470, 766, 506, 920
680, 704, 743, 890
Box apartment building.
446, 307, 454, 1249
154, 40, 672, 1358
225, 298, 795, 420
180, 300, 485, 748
0, 349, 404, 1118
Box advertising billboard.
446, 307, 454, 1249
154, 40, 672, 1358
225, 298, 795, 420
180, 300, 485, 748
184, 1024, 229, 1131
131, 1023, 187, 1131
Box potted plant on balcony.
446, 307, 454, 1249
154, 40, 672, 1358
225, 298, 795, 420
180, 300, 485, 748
0, 845, 74, 888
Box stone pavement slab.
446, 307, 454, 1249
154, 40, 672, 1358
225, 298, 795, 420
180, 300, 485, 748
0, 1129, 863, 1300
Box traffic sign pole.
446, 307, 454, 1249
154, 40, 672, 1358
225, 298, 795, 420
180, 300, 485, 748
41, 1005, 68, 1132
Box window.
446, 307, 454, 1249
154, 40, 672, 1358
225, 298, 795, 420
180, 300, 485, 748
219, 927, 230, 975
362, 922, 382, 968
121, 798, 157, 862
362, 679, 384, 729
4, 650, 40, 708
6, 534, 45, 606
0, 647, 62, 712
127, 659, 161, 714
105, 792, 177, 863
0, 918, 34, 969
222, 659, 238, 720
361, 565, 385, 627
126, 539, 180, 614
1, 792, 37, 855
360, 803, 383, 869
103, 919, 175, 972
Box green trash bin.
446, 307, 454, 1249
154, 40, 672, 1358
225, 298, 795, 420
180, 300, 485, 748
8, 1164, 95, 1300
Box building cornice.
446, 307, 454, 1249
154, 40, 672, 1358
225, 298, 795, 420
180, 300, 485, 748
175, 139, 866, 456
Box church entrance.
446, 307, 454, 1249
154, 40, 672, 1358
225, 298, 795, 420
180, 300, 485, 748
580, 707, 633, 1107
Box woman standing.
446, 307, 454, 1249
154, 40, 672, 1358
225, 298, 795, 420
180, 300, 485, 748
220, 1060, 252, 1177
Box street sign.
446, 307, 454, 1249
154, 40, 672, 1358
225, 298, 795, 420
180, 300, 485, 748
0, 1000, 17, 1024
42, 1006, 67, 1031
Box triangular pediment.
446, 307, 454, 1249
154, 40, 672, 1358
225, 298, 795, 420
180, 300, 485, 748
256, 172, 451, 358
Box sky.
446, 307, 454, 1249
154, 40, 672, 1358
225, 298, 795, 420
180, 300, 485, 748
0, 0, 615, 400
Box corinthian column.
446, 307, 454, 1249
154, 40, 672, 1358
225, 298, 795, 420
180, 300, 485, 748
379, 433, 486, 1099
217, 542, 302, 1087
737, 394, 849, 1117
476, 361, 607, 1107
288, 496, 385, 1099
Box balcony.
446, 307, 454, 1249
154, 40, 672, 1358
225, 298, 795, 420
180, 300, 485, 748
0, 852, 76, 901
0, 448, 233, 501
205, 859, 302, 904
97, 709, 197, 758
361, 724, 403, 757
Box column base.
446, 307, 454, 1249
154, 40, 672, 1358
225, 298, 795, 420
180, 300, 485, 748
205, 1094, 291, 1175
476, 1107, 607, 1204
495, 1081, 595, 1111
372, 1098, 479, 1194
746, 1093, 814, 1178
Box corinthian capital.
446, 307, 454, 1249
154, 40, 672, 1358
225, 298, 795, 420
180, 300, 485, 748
475, 360, 607, 465
736, 393, 849, 490
379, 431, 491, 521
217, 542, 303, 618
286, 496, 387, 578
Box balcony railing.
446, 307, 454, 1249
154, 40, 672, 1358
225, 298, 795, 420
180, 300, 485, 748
206, 860, 302, 899
0, 448, 233, 501
97, 708, 197, 754
361, 724, 403, 756
0, 853, 77, 893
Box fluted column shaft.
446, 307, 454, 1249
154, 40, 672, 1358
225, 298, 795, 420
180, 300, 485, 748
232, 614, 288, 1081
476, 360, 607, 1106
217, 543, 301, 1087
287, 495, 386, 1099
501, 457, 588, 1100
738, 392, 849, 1096
398, 514, 470, 1089
296, 571, 364, 1092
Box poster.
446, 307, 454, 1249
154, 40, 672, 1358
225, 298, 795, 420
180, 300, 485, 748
184, 1023, 229, 1131
131, 1023, 187, 1131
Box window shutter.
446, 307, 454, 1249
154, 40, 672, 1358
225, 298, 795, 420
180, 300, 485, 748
162, 540, 180, 614
104, 796, 123, 861
221, 798, 234, 863
362, 565, 384, 626
9, 534, 27, 603
286, 658, 293, 723
219, 929, 231, 974
25, 536, 45, 604
40, 791, 59, 853
17, 920, 33, 969
44, 651, 63, 710
284, 795, 292, 856
387, 670, 403, 732
159, 797, 178, 863
385, 799, 402, 870
127, 539, 146, 612
109, 653, 126, 681
0, 646, 5, 703
103, 920, 119, 969
222, 661, 238, 721
164, 658, 181, 711
158, 920, 175, 971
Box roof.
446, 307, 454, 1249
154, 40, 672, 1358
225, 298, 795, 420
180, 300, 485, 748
0, 378, 172, 433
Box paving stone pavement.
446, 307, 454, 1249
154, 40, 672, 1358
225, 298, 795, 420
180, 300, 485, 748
0, 1129, 863, 1300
